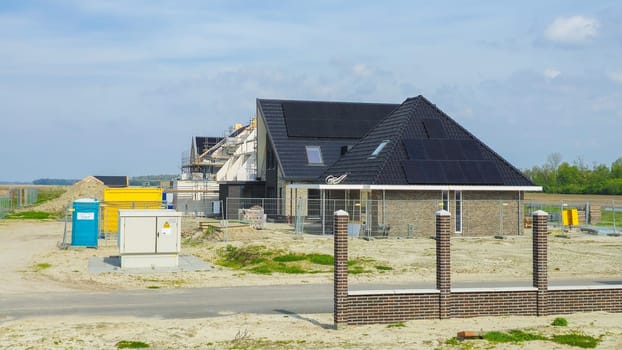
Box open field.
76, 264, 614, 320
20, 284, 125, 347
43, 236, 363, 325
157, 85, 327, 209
525, 192, 622, 205
1, 219, 622, 349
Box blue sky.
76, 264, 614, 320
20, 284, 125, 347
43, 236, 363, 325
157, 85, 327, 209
1, 1, 621, 181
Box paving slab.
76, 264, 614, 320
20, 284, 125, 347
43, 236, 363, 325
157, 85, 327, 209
88, 255, 213, 274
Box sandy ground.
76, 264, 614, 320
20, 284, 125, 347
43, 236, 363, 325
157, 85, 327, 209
1, 219, 622, 349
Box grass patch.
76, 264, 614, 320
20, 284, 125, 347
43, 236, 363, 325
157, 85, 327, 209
4, 211, 53, 220
551, 333, 600, 348
552, 317, 568, 326
462, 329, 603, 349
307, 253, 334, 265
146, 286, 160, 289
445, 337, 460, 346
375, 265, 393, 271
273, 253, 306, 262
116, 340, 150, 348
483, 330, 547, 343
216, 245, 375, 275
33, 262, 52, 272
387, 321, 406, 328
348, 266, 370, 274
217, 245, 271, 269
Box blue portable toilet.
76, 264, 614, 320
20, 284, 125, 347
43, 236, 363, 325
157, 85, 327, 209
71, 198, 100, 247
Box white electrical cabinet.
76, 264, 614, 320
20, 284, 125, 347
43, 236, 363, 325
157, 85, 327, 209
118, 209, 182, 268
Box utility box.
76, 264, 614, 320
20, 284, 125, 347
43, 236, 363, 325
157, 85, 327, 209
71, 198, 100, 247
118, 209, 182, 268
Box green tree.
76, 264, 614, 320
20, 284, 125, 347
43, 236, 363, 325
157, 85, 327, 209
612, 157, 622, 179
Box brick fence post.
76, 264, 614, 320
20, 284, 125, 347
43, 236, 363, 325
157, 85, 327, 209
532, 210, 548, 316
334, 210, 349, 328
436, 209, 451, 319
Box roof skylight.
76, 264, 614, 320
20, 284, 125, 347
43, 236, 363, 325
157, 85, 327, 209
369, 140, 389, 158
306, 146, 324, 165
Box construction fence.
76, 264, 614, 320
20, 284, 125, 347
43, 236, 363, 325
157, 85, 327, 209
55, 196, 621, 244
222, 197, 621, 238
223, 197, 520, 237
524, 199, 620, 232
0, 188, 39, 218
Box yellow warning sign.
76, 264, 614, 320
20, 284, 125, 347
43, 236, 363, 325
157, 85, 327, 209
161, 221, 171, 235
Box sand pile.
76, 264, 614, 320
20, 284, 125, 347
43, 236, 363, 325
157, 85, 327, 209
29, 176, 106, 214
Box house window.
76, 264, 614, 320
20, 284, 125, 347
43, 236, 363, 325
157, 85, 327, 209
442, 191, 449, 211
306, 146, 324, 165
369, 140, 389, 158
266, 146, 275, 170
455, 191, 462, 233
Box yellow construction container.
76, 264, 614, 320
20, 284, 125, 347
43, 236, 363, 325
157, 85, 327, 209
101, 188, 163, 233
562, 208, 579, 227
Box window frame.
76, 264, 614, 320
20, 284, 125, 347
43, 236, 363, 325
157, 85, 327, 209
455, 191, 462, 233
305, 146, 324, 165
369, 140, 390, 158
441, 190, 449, 211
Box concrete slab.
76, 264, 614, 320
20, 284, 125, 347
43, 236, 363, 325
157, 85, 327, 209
88, 255, 214, 274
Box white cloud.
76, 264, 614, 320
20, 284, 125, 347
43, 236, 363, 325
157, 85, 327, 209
608, 72, 622, 84
545, 16, 599, 44
544, 68, 561, 80
352, 64, 372, 77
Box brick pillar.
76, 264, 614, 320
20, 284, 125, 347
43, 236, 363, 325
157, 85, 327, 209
334, 210, 349, 328
436, 209, 451, 319
532, 210, 548, 316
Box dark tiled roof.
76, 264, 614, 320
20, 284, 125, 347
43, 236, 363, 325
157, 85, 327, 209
93, 176, 128, 187
322, 96, 535, 187
257, 99, 399, 181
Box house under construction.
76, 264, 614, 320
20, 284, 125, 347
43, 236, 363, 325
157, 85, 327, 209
175, 119, 257, 215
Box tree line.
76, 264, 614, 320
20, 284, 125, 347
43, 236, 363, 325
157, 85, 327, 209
523, 153, 622, 194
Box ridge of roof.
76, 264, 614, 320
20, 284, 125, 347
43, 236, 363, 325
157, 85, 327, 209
257, 97, 398, 107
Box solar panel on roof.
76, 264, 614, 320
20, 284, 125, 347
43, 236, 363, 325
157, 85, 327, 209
404, 139, 479, 161
444, 161, 466, 183
443, 140, 466, 160
282, 101, 396, 138
424, 139, 447, 160
460, 161, 481, 183
401, 160, 503, 185
422, 119, 447, 139
461, 140, 484, 160
477, 161, 503, 184
403, 139, 423, 159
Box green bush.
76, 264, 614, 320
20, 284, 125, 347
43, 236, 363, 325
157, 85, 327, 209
551, 317, 568, 326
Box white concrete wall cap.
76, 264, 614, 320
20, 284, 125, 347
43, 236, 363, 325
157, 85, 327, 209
435, 209, 451, 216
334, 210, 349, 216
532, 210, 549, 216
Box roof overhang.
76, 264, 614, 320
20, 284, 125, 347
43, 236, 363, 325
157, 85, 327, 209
287, 183, 542, 192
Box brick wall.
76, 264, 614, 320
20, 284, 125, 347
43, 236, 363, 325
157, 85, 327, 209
333, 209, 622, 326
348, 292, 440, 324
548, 288, 622, 314
450, 290, 537, 317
